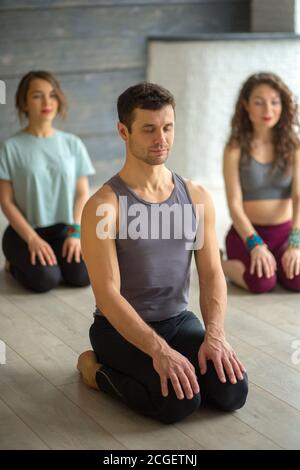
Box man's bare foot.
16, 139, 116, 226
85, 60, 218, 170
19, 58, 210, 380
77, 350, 101, 390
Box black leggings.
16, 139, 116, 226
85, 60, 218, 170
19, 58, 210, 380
90, 310, 248, 424
2, 224, 90, 293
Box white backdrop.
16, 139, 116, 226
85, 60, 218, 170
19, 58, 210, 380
147, 37, 300, 245
148, 38, 300, 187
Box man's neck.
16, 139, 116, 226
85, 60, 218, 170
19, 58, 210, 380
119, 161, 172, 192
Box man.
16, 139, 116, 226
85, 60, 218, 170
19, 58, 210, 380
77, 83, 248, 424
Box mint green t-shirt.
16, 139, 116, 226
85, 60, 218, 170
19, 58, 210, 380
0, 130, 95, 228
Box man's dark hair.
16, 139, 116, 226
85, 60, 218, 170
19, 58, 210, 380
117, 82, 175, 132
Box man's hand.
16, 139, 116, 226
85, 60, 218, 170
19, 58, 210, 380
198, 328, 246, 384
281, 247, 300, 279
62, 237, 81, 263
152, 344, 200, 400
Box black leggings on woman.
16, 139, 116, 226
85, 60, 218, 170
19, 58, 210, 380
2, 224, 90, 293
90, 310, 248, 424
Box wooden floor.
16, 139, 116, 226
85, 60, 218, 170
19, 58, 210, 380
1, 219, 300, 449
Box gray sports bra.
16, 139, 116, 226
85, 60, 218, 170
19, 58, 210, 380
239, 150, 292, 201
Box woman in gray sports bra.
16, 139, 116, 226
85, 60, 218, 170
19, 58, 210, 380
222, 72, 300, 293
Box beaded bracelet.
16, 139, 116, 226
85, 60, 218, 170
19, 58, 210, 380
288, 228, 300, 249
246, 233, 264, 251
67, 223, 80, 239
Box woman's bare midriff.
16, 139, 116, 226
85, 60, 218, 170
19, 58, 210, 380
243, 199, 292, 225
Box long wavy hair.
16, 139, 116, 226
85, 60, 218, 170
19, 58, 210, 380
227, 72, 300, 172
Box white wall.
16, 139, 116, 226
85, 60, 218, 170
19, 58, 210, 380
296, 0, 300, 32
147, 38, 300, 246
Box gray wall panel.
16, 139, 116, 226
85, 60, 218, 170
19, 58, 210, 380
0, 4, 249, 77
84, 133, 125, 187
0, 0, 250, 185
0, 69, 144, 137
0, 4, 248, 42
0, 1, 249, 10
59, 69, 145, 135
0, 36, 144, 76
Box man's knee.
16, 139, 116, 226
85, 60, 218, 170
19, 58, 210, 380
215, 374, 248, 412
157, 392, 201, 424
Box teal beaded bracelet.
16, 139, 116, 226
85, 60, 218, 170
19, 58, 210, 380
288, 228, 300, 249
67, 223, 80, 239
246, 233, 264, 251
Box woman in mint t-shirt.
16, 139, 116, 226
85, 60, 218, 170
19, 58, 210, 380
0, 70, 95, 292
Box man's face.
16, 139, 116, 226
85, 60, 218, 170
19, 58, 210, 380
122, 105, 175, 166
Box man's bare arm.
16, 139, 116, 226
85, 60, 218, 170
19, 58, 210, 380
187, 181, 246, 383
187, 182, 227, 332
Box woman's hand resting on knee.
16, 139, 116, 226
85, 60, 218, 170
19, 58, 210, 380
250, 244, 277, 278
281, 247, 300, 279
28, 234, 57, 266
62, 237, 82, 263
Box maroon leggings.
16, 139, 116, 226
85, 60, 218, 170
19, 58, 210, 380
225, 220, 300, 293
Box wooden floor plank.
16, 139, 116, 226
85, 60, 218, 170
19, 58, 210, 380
176, 408, 281, 450
227, 284, 300, 337
0, 397, 49, 450
228, 334, 300, 412
0, 240, 300, 449
59, 382, 203, 451
0, 295, 80, 386
236, 383, 300, 450
225, 305, 299, 372
0, 347, 125, 450
51, 285, 95, 320
0, 278, 92, 354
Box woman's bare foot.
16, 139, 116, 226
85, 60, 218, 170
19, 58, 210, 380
221, 259, 248, 290
77, 350, 101, 390
4, 260, 10, 273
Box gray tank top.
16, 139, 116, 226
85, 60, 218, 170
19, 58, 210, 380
239, 150, 292, 200
95, 172, 196, 322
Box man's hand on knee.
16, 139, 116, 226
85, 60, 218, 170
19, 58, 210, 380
198, 330, 246, 384
152, 344, 200, 400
